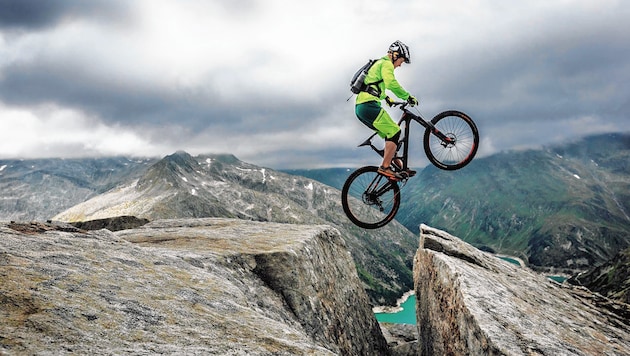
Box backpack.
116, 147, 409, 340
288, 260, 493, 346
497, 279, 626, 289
349, 59, 383, 95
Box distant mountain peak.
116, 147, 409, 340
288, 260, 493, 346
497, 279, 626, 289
162, 151, 198, 169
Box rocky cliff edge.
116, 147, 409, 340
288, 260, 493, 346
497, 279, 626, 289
0, 218, 388, 355
414, 224, 630, 356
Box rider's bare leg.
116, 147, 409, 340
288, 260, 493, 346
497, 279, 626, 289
381, 140, 396, 168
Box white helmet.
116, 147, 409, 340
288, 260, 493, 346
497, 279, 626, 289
388, 40, 410, 63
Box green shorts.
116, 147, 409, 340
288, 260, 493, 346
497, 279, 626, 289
355, 101, 401, 139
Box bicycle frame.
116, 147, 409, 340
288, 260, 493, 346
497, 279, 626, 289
358, 103, 449, 173
344, 102, 478, 228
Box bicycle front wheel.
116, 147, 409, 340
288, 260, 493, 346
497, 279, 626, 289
341, 166, 401, 229
424, 110, 479, 170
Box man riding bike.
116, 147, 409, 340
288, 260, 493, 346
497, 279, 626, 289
355, 40, 418, 180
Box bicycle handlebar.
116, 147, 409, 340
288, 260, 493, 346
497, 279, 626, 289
386, 99, 415, 110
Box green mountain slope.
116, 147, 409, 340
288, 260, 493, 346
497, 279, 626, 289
569, 247, 630, 304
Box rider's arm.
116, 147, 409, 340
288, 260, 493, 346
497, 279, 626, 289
381, 60, 410, 101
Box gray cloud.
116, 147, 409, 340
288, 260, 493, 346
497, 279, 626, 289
0, 48, 336, 136
420, 18, 629, 119
0, 0, 129, 31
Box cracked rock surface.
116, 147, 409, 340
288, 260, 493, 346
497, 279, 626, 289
414, 224, 630, 356
0, 218, 387, 355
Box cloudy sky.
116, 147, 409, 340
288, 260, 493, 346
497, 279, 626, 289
0, 0, 628, 169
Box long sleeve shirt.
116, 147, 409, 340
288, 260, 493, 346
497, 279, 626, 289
356, 55, 410, 105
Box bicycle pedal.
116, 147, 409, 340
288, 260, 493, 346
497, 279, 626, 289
382, 174, 402, 182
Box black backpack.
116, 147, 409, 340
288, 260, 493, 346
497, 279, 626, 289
349, 59, 383, 95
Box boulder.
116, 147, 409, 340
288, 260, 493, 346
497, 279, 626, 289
414, 224, 630, 356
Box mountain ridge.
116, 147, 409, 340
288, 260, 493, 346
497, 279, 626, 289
568, 246, 630, 304
0, 156, 157, 221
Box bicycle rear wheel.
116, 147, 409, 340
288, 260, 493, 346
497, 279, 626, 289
424, 110, 479, 170
341, 166, 400, 229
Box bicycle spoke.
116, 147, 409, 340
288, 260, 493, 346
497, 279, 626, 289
341, 166, 400, 229
424, 111, 479, 170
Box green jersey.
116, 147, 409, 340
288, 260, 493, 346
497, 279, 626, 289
356, 55, 411, 105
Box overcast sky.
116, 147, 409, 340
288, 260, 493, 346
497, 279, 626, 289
0, 0, 628, 169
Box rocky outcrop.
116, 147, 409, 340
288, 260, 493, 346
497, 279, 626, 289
380, 323, 418, 356
0, 218, 388, 355
68, 215, 150, 232
414, 224, 630, 356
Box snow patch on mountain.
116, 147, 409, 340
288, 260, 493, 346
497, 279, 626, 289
54, 180, 176, 221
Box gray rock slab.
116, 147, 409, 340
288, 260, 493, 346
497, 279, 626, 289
0, 218, 387, 355
414, 224, 630, 356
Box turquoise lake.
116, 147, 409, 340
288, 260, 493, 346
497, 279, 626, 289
374, 295, 417, 324
499, 256, 520, 265
499, 256, 567, 283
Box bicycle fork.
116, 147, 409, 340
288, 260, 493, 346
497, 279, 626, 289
364, 174, 403, 212
415, 116, 456, 147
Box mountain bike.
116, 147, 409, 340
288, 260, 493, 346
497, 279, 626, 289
341, 101, 479, 229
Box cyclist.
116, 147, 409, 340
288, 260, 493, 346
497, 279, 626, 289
355, 40, 418, 180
